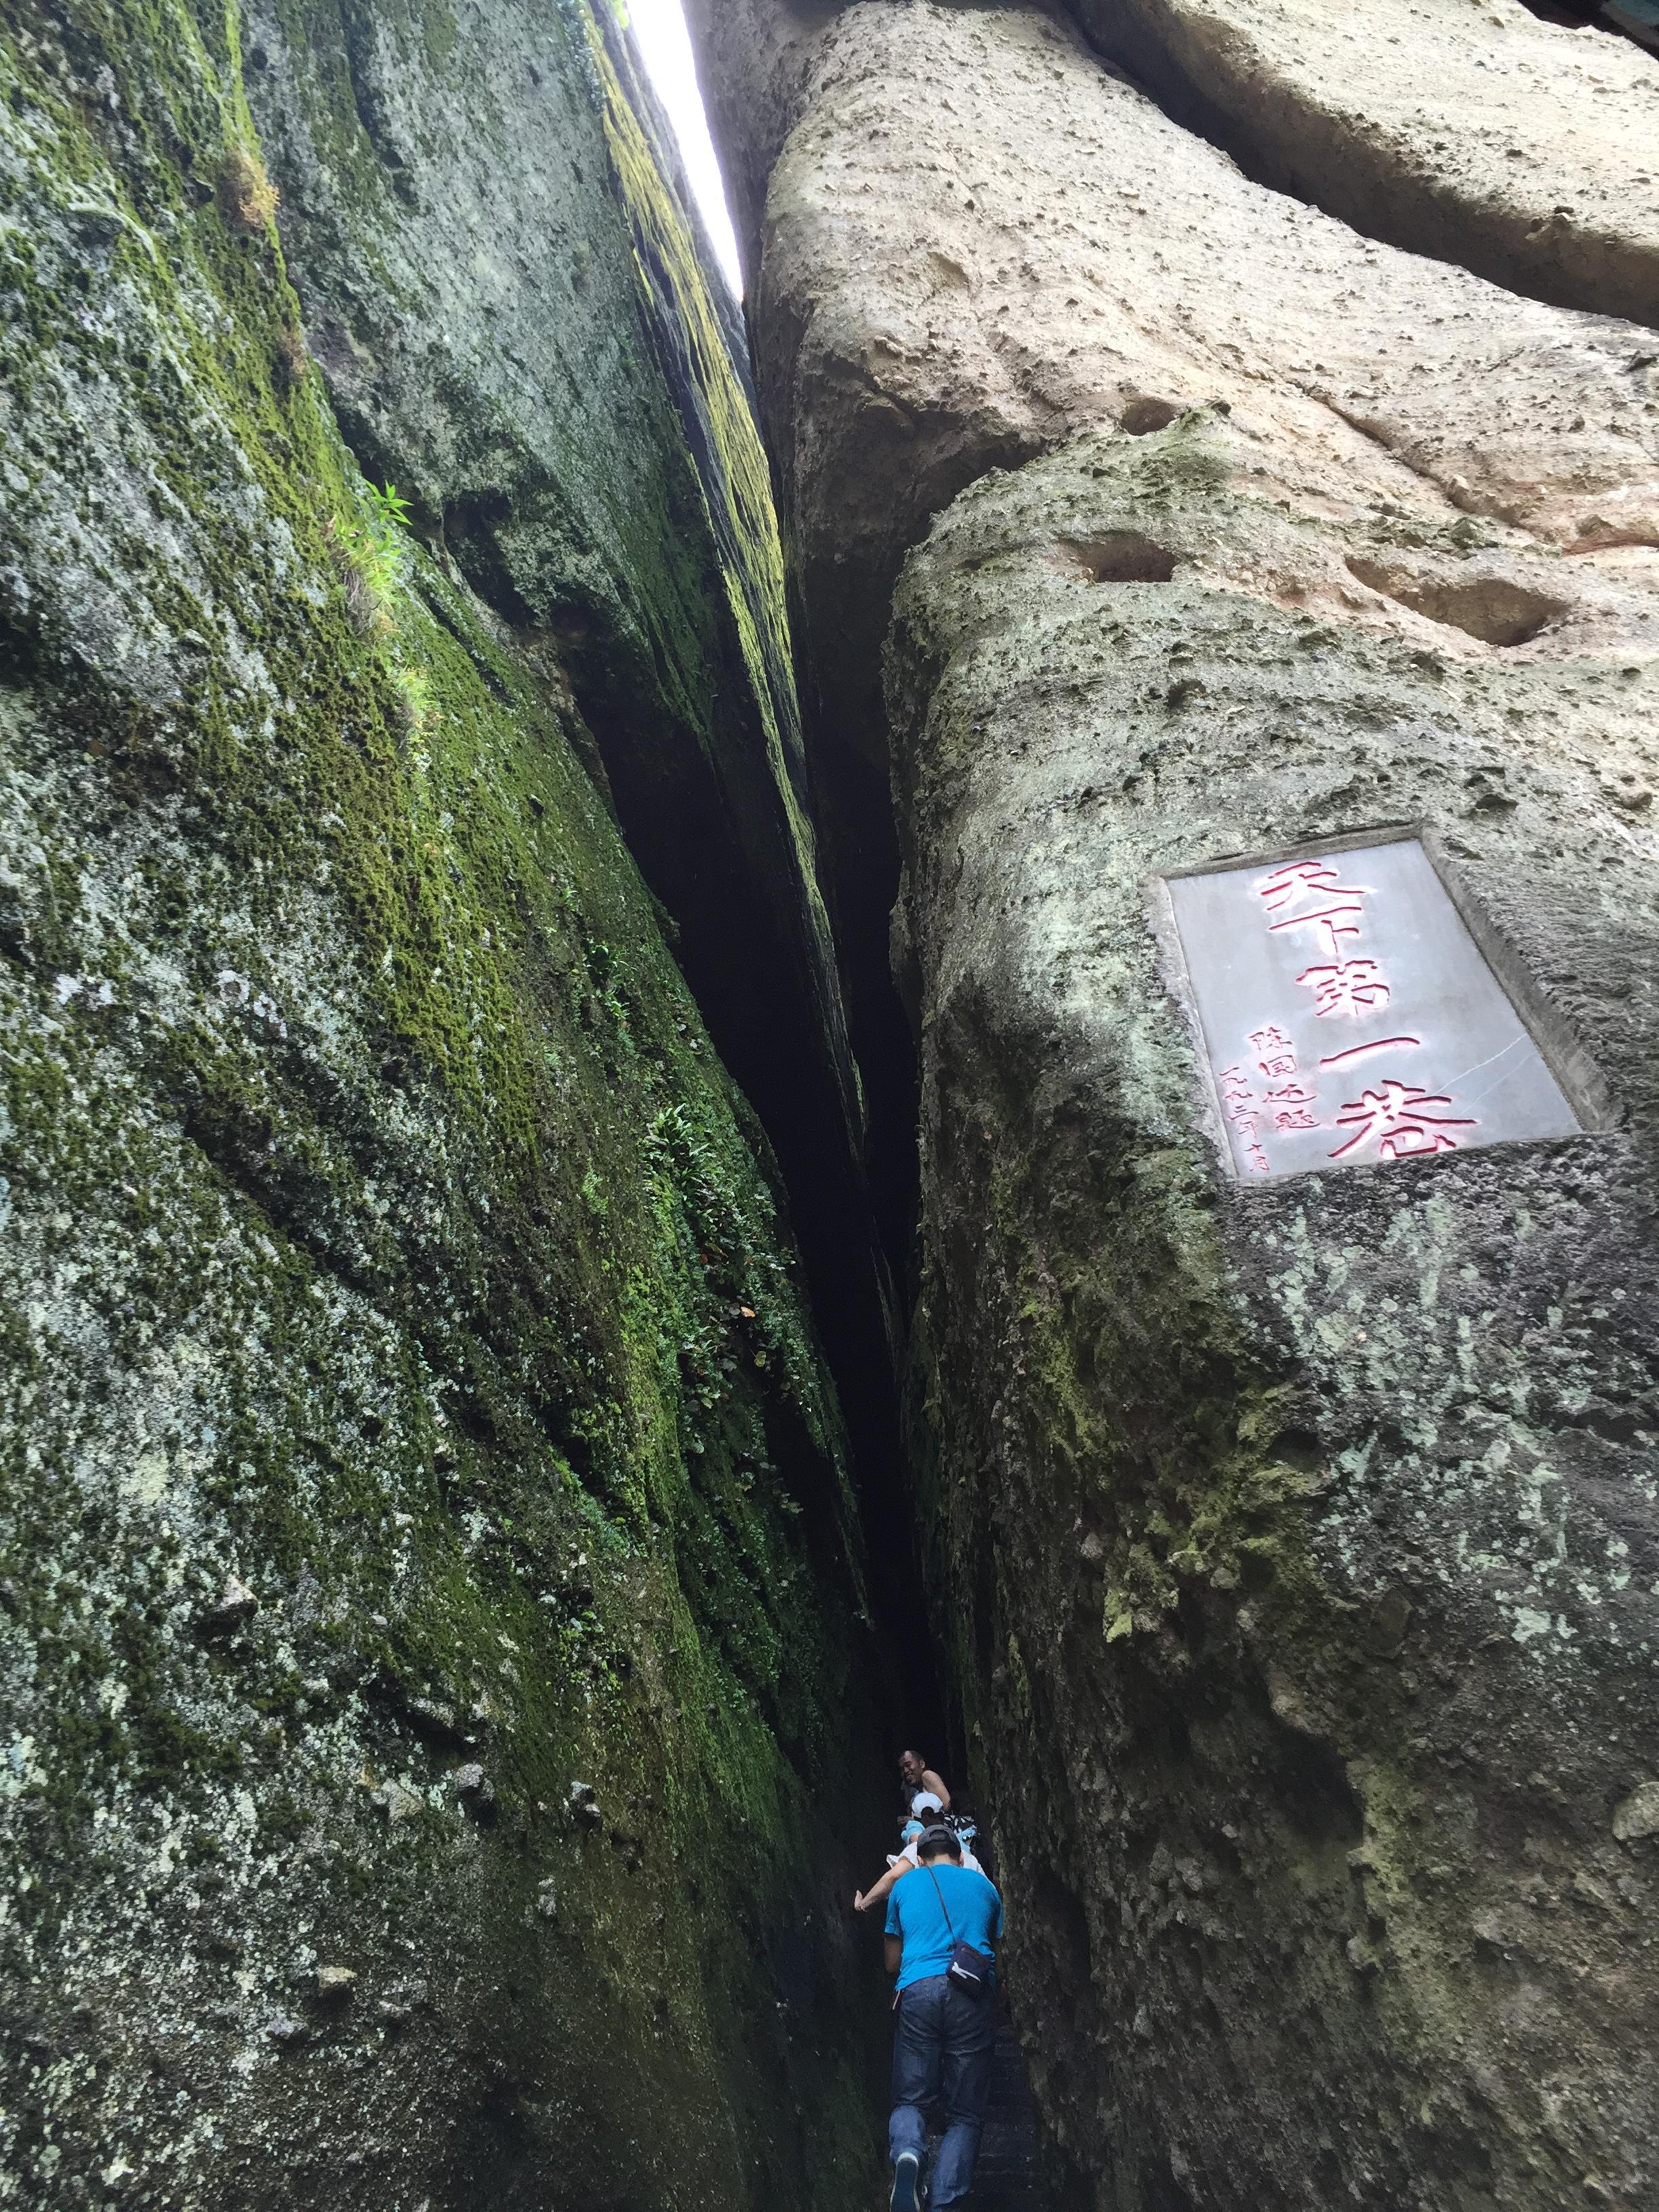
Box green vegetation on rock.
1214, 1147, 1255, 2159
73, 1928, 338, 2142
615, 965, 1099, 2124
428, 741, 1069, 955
0, 1, 883, 2203
890, 413, 1659, 2210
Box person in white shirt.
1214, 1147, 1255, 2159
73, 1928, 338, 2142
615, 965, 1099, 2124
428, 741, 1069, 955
854, 1799, 983, 1913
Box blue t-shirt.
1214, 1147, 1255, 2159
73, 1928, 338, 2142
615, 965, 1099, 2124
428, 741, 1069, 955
886, 1862, 1004, 1993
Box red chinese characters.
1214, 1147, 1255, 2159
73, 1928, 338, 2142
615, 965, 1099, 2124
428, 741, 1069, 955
1294, 958, 1391, 1018
1216, 851, 1480, 1170
1218, 1062, 1271, 1172
1317, 1037, 1422, 1071
1329, 1080, 1476, 1162
1244, 1025, 1320, 1134
1248, 1022, 1297, 1078
1257, 859, 1370, 961
1264, 1086, 1317, 1130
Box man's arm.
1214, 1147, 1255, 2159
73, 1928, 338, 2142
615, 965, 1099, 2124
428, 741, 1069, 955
856, 1858, 913, 1914
884, 1933, 903, 1978
921, 1767, 951, 1811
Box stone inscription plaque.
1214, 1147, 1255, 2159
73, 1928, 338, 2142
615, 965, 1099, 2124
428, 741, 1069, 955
1166, 837, 1581, 1180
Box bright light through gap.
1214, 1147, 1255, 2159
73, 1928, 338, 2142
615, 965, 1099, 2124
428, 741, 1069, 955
624, 0, 743, 298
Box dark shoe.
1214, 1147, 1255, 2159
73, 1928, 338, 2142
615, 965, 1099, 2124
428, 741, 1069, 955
890, 2151, 922, 2212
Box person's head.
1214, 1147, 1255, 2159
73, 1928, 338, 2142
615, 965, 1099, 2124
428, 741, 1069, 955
917, 1826, 962, 1864
899, 1748, 927, 1788
912, 1790, 943, 1817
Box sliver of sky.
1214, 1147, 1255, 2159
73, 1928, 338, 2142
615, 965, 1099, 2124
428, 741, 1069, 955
623, 0, 744, 296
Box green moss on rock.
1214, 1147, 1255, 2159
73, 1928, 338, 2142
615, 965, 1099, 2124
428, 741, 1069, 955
231, 0, 880, 1437
0, 3, 883, 2203
891, 415, 1659, 2209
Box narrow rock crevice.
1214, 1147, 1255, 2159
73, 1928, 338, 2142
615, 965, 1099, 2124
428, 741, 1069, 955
8, 0, 1659, 2204
0, 1, 908, 2203
687, 3, 1659, 2206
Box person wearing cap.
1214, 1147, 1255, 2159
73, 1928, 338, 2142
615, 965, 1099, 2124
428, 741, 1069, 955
853, 1805, 983, 1914
882, 1824, 1003, 2212
899, 1753, 983, 1865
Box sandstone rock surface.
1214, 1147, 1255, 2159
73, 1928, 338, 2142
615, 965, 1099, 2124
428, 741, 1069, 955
682, 0, 839, 288
689, 0, 1658, 1256
735, 1, 1657, 670
687, 1, 1659, 2203
892, 411, 1659, 2210
1063, 0, 1659, 328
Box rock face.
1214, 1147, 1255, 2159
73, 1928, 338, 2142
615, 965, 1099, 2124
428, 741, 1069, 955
1062, 0, 1659, 329
687, 1, 1659, 2204
893, 415, 1659, 2211
714, 0, 1658, 650
687, 0, 1659, 1245
0, 2, 884, 2205
678, 0, 838, 289
243, 0, 897, 1513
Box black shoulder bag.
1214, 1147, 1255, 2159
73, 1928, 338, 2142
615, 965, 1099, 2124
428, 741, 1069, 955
925, 1866, 993, 1999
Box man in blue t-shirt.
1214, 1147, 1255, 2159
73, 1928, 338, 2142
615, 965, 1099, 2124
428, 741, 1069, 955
883, 1825, 1005, 2211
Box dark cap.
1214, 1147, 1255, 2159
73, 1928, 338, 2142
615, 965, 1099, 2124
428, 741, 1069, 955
917, 1824, 962, 1858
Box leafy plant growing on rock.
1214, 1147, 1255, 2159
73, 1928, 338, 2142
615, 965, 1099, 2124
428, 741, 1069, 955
328, 481, 439, 735
331, 480, 410, 634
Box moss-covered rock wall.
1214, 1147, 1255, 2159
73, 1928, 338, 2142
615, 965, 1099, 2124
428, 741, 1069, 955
0, 1, 885, 2203
890, 417, 1659, 2209
239, 0, 898, 1497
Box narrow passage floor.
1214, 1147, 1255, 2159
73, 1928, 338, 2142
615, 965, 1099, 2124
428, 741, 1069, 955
957, 2009, 1082, 2211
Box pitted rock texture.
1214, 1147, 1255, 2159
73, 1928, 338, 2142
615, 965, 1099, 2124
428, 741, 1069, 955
683, 1, 1659, 2204
890, 411, 1659, 2212
1063, 0, 1659, 329
684, 0, 1658, 1258
737, 0, 1658, 690
0, 1, 883, 2205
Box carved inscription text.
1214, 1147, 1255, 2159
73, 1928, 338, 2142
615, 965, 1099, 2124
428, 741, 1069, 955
1166, 837, 1580, 1181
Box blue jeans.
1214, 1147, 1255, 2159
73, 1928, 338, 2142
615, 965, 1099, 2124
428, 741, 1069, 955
888, 1975, 998, 2207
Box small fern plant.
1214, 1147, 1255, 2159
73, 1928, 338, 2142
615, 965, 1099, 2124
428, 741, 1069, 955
327, 480, 441, 743
330, 481, 411, 636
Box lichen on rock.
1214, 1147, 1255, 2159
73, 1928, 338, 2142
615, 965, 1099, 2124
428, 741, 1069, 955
0, 1, 884, 2203
239, 0, 891, 1467
684, 1, 1659, 2204
890, 410, 1659, 2204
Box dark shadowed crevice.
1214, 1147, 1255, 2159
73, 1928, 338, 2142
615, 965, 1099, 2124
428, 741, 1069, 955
441, 489, 539, 630
1517, 0, 1654, 48
1055, 534, 1179, 583
1120, 393, 1185, 435
581, 5, 944, 1731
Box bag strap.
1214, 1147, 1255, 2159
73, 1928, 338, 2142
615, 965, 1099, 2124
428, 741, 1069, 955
924, 1864, 956, 1939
